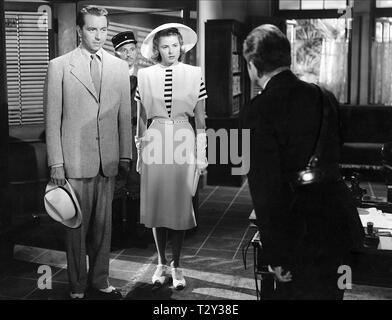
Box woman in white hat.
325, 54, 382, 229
134, 23, 207, 290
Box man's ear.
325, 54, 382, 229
248, 61, 258, 79
249, 61, 256, 71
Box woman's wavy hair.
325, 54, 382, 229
243, 24, 291, 77
151, 27, 185, 63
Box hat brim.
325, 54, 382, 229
115, 39, 137, 50
44, 181, 82, 229
140, 23, 197, 60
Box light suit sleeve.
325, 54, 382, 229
44, 58, 64, 168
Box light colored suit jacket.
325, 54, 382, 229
44, 47, 132, 178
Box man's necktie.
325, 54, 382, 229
90, 54, 101, 99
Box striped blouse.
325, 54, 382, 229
135, 66, 207, 117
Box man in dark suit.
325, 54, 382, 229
240, 24, 364, 299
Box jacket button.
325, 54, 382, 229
96, 137, 99, 140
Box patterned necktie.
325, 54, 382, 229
90, 54, 101, 99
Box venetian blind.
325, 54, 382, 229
5, 11, 49, 126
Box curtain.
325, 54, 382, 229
318, 39, 349, 103
371, 41, 392, 105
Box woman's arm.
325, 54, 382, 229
194, 99, 206, 131
134, 101, 147, 173
194, 99, 208, 171
136, 101, 147, 138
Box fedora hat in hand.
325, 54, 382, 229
140, 23, 197, 59
44, 180, 82, 228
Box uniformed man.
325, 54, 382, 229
111, 31, 148, 247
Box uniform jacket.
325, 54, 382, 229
130, 66, 138, 119
45, 47, 132, 178
240, 70, 364, 268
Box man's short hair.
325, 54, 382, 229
243, 24, 291, 75
76, 6, 109, 29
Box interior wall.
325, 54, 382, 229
197, 0, 222, 73
197, 0, 271, 75
247, 0, 272, 17
55, 2, 77, 56
78, 0, 197, 10
353, 0, 373, 105
219, 0, 247, 23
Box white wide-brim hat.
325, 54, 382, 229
141, 23, 197, 59
44, 180, 82, 228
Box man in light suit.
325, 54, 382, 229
44, 6, 132, 299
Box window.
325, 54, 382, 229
280, 0, 347, 10
5, 11, 49, 126
277, 0, 351, 103
371, 1, 392, 104
376, 0, 392, 7
371, 18, 392, 104
287, 18, 349, 102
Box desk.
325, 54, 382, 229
248, 209, 392, 294
351, 235, 392, 287
351, 206, 392, 287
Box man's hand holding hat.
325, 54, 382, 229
50, 165, 66, 186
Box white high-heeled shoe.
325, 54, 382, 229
152, 264, 168, 285
171, 262, 186, 290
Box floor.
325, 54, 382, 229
1, 181, 392, 300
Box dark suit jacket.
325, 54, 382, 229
240, 70, 364, 268
130, 67, 138, 119
128, 68, 141, 193
129, 68, 138, 159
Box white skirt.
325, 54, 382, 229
139, 118, 197, 230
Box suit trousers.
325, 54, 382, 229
65, 174, 115, 293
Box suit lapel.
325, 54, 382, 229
100, 49, 113, 108
69, 48, 99, 102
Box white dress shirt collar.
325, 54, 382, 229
129, 65, 135, 76
79, 44, 103, 61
